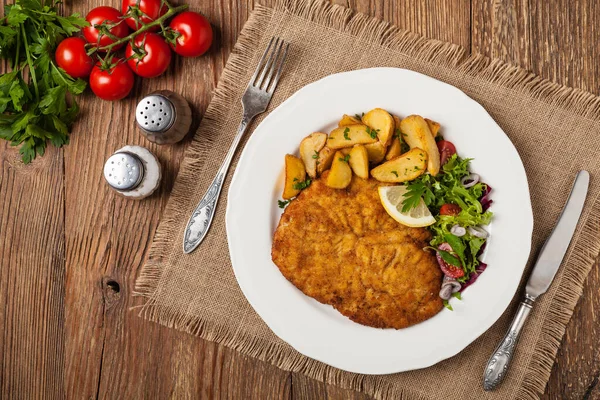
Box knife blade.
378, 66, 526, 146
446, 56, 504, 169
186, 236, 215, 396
483, 170, 589, 391
526, 170, 590, 298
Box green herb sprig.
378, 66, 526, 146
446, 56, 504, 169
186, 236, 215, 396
0, 0, 88, 163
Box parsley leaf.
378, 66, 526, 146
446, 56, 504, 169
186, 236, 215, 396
311, 150, 319, 159
278, 199, 292, 208
401, 180, 434, 212
365, 126, 377, 139
293, 178, 312, 190
339, 154, 350, 163
0, 0, 88, 163
343, 127, 350, 140
391, 170, 398, 177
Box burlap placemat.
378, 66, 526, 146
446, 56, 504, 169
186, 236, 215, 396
134, 1, 600, 398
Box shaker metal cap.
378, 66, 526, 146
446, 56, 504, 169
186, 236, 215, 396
135, 94, 175, 133
103, 151, 144, 191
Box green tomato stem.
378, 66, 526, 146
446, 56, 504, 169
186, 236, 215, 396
88, 4, 188, 56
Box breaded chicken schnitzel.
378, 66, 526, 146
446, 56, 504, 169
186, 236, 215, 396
272, 172, 443, 329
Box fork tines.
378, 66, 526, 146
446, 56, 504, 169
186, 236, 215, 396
250, 37, 290, 93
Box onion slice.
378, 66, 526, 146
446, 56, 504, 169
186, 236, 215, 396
468, 226, 489, 238
450, 225, 466, 237
461, 173, 480, 188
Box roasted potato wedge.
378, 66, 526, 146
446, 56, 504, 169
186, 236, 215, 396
348, 145, 369, 179
326, 151, 353, 189
316, 146, 335, 175
282, 154, 307, 199
328, 124, 378, 149
340, 147, 352, 155
400, 115, 441, 176
299, 132, 328, 178
338, 114, 361, 127
364, 141, 387, 163
425, 118, 441, 137
371, 148, 427, 183
385, 137, 402, 160
362, 108, 394, 146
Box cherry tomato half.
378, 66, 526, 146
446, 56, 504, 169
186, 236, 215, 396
436, 243, 465, 279
122, 0, 167, 31
89, 58, 134, 101
439, 203, 462, 216
55, 37, 94, 78
168, 11, 213, 57
125, 33, 172, 78
83, 6, 130, 50
437, 139, 457, 165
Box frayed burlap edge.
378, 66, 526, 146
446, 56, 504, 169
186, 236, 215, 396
134, 1, 600, 399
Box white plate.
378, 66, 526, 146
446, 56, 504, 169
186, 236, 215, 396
226, 68, 533, 374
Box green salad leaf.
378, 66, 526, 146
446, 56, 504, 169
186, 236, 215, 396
403, 154, 493, 282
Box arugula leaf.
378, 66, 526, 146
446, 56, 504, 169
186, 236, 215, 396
443, 299, 453, 311
444, 233, 466, 267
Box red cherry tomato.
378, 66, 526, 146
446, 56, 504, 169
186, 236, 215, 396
437, 140, 457, 165
436, 243, 465, 279
168, 11, 213, 57
83, 6, 130, 50
55, 37, 94, 78
125, 33, 172, 78
439, 203, 461, 216
122, 0, 167, 31
89, 59, 134, 101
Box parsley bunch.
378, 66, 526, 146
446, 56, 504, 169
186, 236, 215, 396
0, 0, 88, 163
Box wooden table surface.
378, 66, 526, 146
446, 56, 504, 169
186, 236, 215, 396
1, 0, 599, 398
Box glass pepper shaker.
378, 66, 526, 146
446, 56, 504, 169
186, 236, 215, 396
135, 90, 192, 144
103, 145, 161, 200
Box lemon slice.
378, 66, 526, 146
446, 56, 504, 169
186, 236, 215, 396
378, 185, 436, 227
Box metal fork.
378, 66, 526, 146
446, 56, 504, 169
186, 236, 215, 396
183, 37, 290, 254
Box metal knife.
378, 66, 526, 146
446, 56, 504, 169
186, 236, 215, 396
483, 170, 590, 391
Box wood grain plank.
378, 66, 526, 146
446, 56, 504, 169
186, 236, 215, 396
471, 0, 531, 67
0, 145, 65, 399
345, 0, 470, 48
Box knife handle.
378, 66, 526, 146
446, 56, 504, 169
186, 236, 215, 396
483, 296, 534, 391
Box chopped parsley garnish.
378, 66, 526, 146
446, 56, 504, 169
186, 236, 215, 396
365, 126, 378, 139
343, 127, 351, 140
293, 178, 312, 190
354, 112, 365, 120
278, 199, 292, 208
391, 170, 399, 177
339, 154, 350, 163
312, 150, 319, 159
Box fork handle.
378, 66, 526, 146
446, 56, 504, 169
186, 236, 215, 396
183, 115, 252, 253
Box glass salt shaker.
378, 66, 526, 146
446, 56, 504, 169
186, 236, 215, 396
135, 90, 192, 144
103, 145, 161, 200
